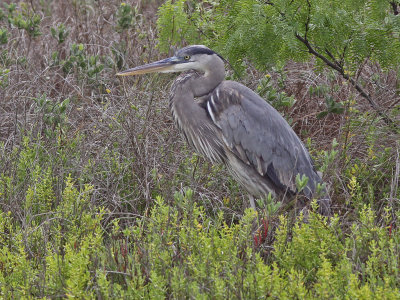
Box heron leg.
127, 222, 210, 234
248, 195, 257, 210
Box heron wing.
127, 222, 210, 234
206, 81, 320, 196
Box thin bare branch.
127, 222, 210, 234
295, 33, 398, 131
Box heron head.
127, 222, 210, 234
116, 45, 226, 76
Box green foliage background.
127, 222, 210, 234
158, 0, 400, 72
0, 0, 399, 298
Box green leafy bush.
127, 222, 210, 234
32, 94, 70, 139
158, 0, 400, 72
1, 184, 399, 298
7, 2, 41, 38
115, 2, 139, 32
51, 23, 69, 44
0, 27, 7, 44
61, 43, 104, 81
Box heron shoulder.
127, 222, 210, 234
213, 80, 276, 108
210, 80, 290, 128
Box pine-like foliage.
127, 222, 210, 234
157, 0, 400, 73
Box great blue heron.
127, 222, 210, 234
117, 45, 331, 215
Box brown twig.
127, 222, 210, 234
295, 32, 398, 131
390, 1, 399, 15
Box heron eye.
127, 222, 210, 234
184, 55, 190, 60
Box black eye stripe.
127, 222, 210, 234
176, 46, 226, 62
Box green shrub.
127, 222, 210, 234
50, 23, 69, 44
7, 3, 41, 38
0, 177, 399, 298
61, 43, 104, 81
115, 2, 139, 32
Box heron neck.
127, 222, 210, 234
169, 71, 220, 131
169, 57, 225, 128
170, 73, 206, 119
191, 70, 224, 97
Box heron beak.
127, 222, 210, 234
116, 56, 180, 76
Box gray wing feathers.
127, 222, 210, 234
207, 80, 320, 196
